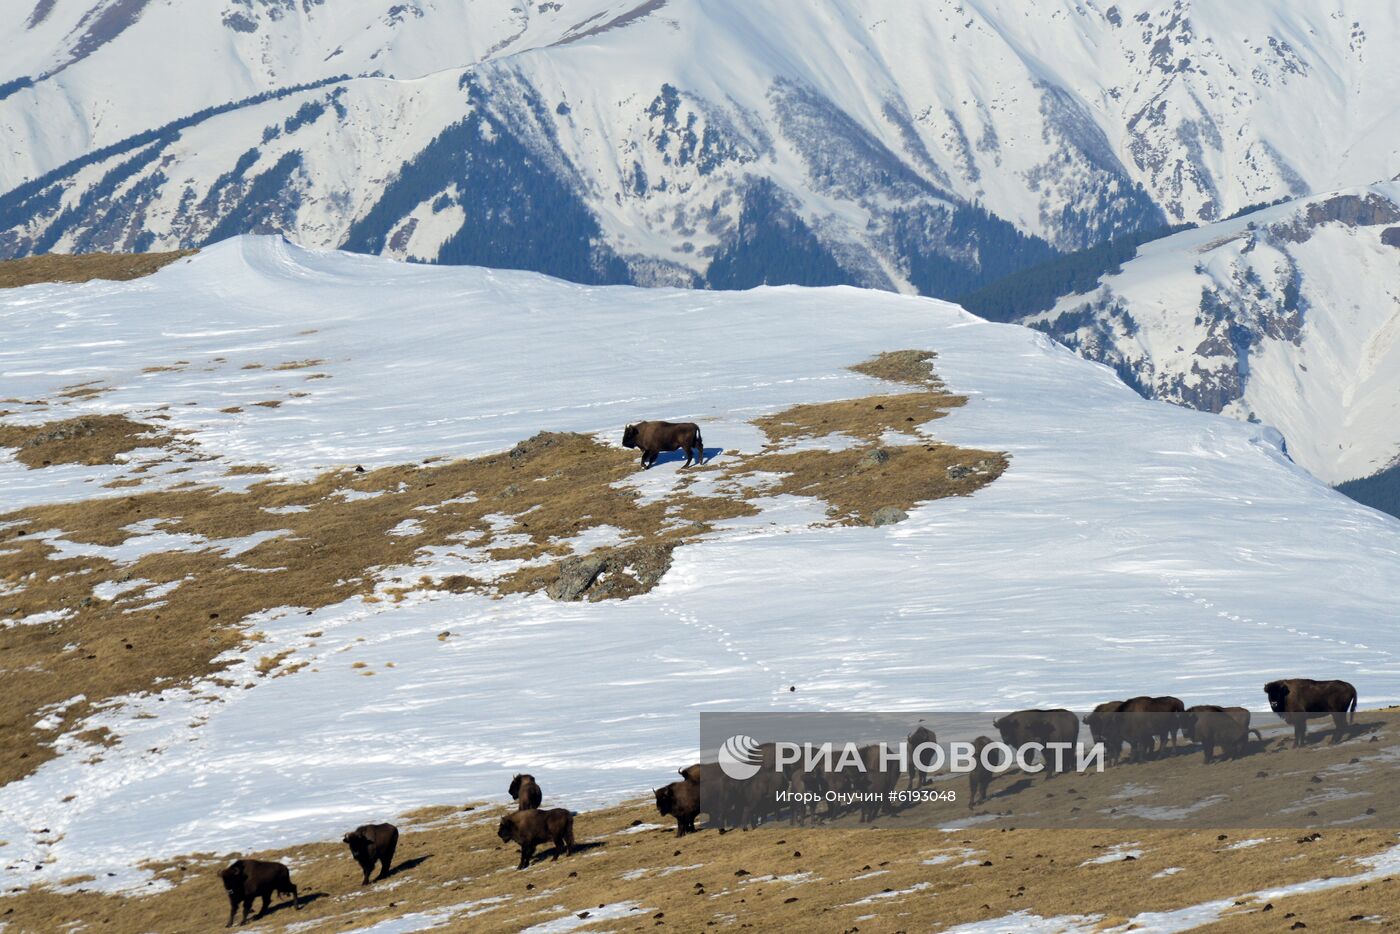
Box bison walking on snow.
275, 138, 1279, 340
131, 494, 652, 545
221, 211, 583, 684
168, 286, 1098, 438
622, 421, 705, 469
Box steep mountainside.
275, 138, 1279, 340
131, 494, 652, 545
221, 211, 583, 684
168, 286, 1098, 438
2, 1, 1398, 293
1027, 183, 1400, 486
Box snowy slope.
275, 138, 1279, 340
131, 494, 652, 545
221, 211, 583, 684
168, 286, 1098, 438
0, 0, 629, 181
3, 1, 1399, 292
1028, 183, 1400, 485
3, 237, 1400, 889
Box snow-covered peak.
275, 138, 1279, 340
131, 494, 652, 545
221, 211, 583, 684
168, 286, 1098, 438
2, 1, 1398, 296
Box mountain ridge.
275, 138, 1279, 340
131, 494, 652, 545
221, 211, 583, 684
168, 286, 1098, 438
3, 1, 1397, 296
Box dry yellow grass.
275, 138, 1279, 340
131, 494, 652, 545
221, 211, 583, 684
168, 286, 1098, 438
0, 415, 176, 468
0, 250, 194, 289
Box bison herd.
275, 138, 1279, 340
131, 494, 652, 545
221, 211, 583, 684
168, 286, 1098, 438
213, 678, 1359, 923
645, 677, 1361, 836
216, 772, 573, 925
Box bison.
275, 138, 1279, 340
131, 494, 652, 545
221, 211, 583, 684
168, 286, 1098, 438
786, 765, 824, 826
1083, 701, 1126, 767
906, 723, 938, 789
678, 761, 743, 828
967, 735, 997, 808
1116, 696, 1185, 763
342, 823, 398, 885
655, 780, 702, 836
509, 773, 542, 811
1182, 704, 1252, 742
1153, 695, 1187, 746
732, 765, 785, 829
1264, 678, 1357, 746
497, 808, 576, 870
1188, 707, 1262, 763
855, 744, 900, 822
991, 709, 1079, 778
622, 421, 705, 469
219, 859, 299, 927
678, 762, 721, 785
1182, 703, 1224, 741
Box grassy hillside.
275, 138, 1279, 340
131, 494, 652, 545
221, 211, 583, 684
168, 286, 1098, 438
0, 249, 194, 289
3, 712, 1397, 932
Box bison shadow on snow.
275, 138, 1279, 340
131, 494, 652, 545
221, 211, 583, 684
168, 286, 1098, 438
637, 446, 723, 468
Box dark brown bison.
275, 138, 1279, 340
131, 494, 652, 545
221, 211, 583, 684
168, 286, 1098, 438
1153, 696, 1187, 745
1182, 703, 1224, 741
1182, 704, 1252, 741
622, 421, 704, 469
906, 724, 938, 789
1264, 678, 1358, 746
678, 761, 743, 828
991, 709, 1079, 778
497, 808, 576, 870
509, 773, 542, 811
696, 744, 788, 829
654, 780, 701, 837
1116, 696, 1186, 762
855, 744, 900, 822
678, 762, 721, 785
786, 765, 824, 826
219, 859, 299, 926
733, 765, 785, 829
1188, 707, 1262, 763
342, 823, 398, 885
1083, 701, 1126, 766
816, 758, 864, 820
967, 735, 997, 808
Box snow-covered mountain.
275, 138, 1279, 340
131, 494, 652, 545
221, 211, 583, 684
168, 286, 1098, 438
1028, 183, 1400, 485
4, 238, 1400, 887
2, 1, 1398, 293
